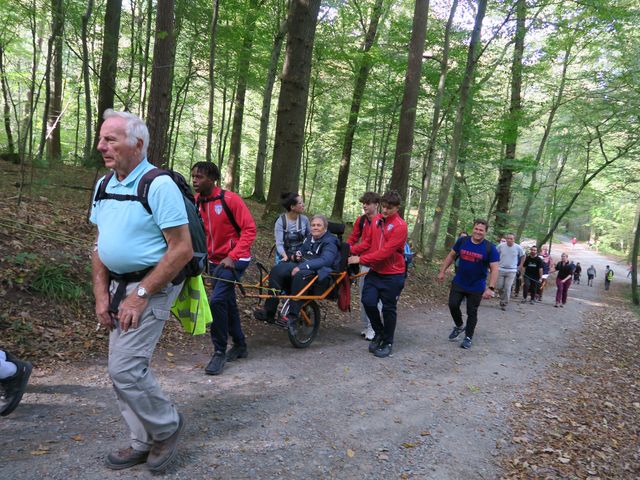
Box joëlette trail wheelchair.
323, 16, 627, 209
243, 222, 356, 348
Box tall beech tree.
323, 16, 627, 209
146, 0, 176, 167
88, 0, 122, 167
46, 0, 64, 164
331, 0, 386, 221
424, 0, 487, 261
252, 3, 287, 202
225, 0, 262, 191
411, 0, 458, 250
494, 0, 526, 236
265, 0, 322, 217
388, 0, 429, 205
205, 0, 220, 164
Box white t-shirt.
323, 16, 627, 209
497, 242, 524, 272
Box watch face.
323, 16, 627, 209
137, 287, 147, 297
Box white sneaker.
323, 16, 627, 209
364, 326, 375, 341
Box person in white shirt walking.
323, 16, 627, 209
496, 233, 524, 311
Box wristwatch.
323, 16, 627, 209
488, 286, 495, 291
137, 286, 149, 299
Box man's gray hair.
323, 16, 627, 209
103, 109, 149, 158
311, 214, 329, 229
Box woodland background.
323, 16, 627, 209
0, 0, 639, 298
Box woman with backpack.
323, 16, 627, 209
274, 192, 310, 263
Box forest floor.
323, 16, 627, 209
0, 159, 639, 479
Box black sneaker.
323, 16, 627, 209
0, 358, 32, 416
460, 336, 472, 349
373, 343, 393, 358
205, 351, 226, 375
448, 325, 465, 341
368, 334, 382, 353
226, 344, 248, 362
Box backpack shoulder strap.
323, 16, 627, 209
280, 214, 287, 245
453, 235, 466, 252
93, 171, 115, 203
137, 168, 168, 215
484, 240, 493, 266
359, 215, 366, 231
218, 190, 241, 236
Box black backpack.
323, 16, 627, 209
93, 168, 208, 279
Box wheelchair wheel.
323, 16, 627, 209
287, 301, 321, 348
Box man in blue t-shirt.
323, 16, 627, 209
437, 219, 499, 349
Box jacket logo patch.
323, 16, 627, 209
214, 204, 223, 215
387, 223, 394, 231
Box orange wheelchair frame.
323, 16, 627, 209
243, 222, 355, 348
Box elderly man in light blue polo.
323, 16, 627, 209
90, 109, 192, 473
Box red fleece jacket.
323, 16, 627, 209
196, 186, 256, 263
347, 214, 373, 252
356, 212, 407, 275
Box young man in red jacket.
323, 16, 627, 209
348, 190, 408, 358
191, 162, 256, 375
347, 191, 380, 340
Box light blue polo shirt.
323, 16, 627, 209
90, 159, 187, 274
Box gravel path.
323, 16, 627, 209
1, 241, 629, 479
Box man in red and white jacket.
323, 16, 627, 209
348, 190, 408, 358
347, 191, 380, 340
191, 162, 256, 376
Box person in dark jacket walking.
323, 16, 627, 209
554, 253, 574, 307
255, 214, 339, 332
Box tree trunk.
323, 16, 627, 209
0, 46, 16, 154
444, 152, 466, 249
225, 0, 260, 191
494, 0, 526, 236
124, 0, 138, 109
411, 0, 458, 250
139, 0, 153, 114
331, 0, 385, 221
146, 0, 176, 167
424, 0, 487, 262
516, 44, 572, 241
205, 0, 220, 163
80, 0, 94, 166
87, 0, 122, 167
252, 11, 287, 202
35, 37, 54, 166
388, 0, 430, 205
168, 48, 194, 168
46, 0, 64, 165
264, 0, 322, 218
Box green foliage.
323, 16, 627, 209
30, 264, 89, 303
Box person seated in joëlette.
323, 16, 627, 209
254, 214, 340, 326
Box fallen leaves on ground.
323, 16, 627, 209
499, 294, 640, 479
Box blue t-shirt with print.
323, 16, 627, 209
452, 237, 500, 293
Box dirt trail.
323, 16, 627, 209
0, 241, 631, 479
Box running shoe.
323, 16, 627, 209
448, 325, 465, 341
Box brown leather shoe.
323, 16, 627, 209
105, 446, 149, 470
147, 413, 184, 472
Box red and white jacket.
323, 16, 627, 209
195, 186, 256, 264
355, 212, 407, 275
